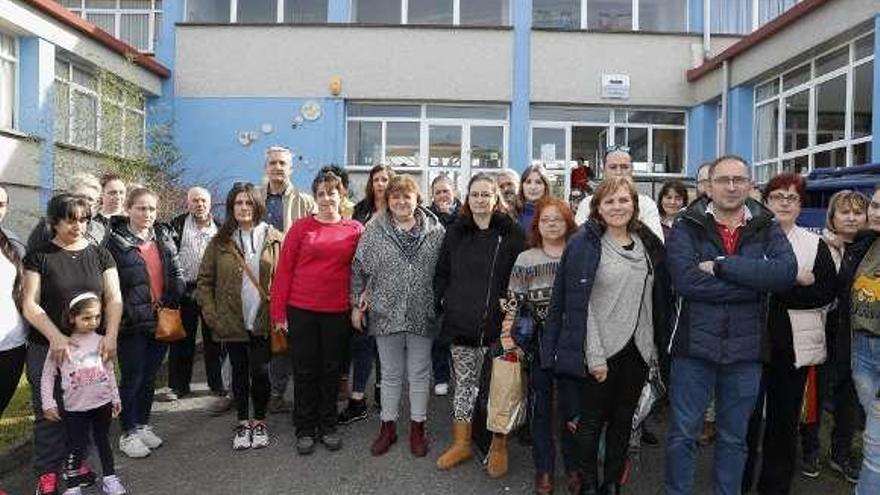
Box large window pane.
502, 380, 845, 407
285, 0, 327, 23
816, 47, 848, 77
855, 33, 875, 61
429, 125, 462, 167
652, 128, 684, 174
639, 0, 686, 32
460, 0, 509, 26
347, 121, 382, 166
471, 126, 503, 168
813, 147, 847, 169
815, 75, 846, 146
711, 0, 751, 34
782, 154, 809, 174
758, 0, 797, 26
408, 0, 453, 24
238, 0, 276, 22
354, 0, 401, 23
385, 122, 419, 167
120, 14, 150, 51
755, 101, 779, 161
783, 64, 810, 91
71, 91, 97, 148
614, 127, 648, 163
853, 141, 872, 167
86, 13, 116, 34
783, 90, 809, 153
186, 0, 230, 22
531, 127, 566, 169
533, 0, 579, 29
588, 0, 632, 31
854, 61, 873, 139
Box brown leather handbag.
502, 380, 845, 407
155, 306, 185, 343
231, 246, 287, 355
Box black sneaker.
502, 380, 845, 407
321, 432, 343, 451
295, 436, 316, 455
801, 454, 820, 479
828, 449, 859, 484
337, 398, 368, 425
62, 463, 97, 488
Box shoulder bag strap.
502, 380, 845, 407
230, 244, 269, 302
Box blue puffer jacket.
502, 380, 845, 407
666, 196, 797, 364
541, 220, 672, 378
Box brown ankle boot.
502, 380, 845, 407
370, 421, 397, 456
436, 420, 472, 470
534, 472, 553, 494
486, 433, 508, 478
409, 420, 429, 457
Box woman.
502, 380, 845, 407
98, 173, 127, 222
542, 177, 669, 494
21, 194, 123, 494
105, 187, 184, 459
340, 164, 397, 422
0, 185, 26, 417
657, 180, 689, 241
271, 171, 364, 455
517, 165, 552, 231
800, 190, 868, 482
350, 175, 446, 457
741, 173, 837, 494
434, 173, 526, 473
198, 183, 283, 451
838, 184, 880, 494
501, 197, 578, 493
428, 174, 460, 396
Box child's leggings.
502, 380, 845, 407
64, 403, 115, 476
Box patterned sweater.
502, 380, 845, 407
502, 248, 562, 346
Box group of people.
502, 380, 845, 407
1, 144, 879, 495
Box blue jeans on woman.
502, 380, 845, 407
117, 332, 168, 433
852, 331, 880, 495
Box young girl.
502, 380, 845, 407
41, 292, 125, 495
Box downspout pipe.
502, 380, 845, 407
720, 59, 730, 154
703, 0, 711, 57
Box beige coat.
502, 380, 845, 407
259, 182, 316, 233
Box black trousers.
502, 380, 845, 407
578, 341, 647, 488
744, 361, 808, 495
0, 344, 26, 416
27, 344, 67, 475
64, 403, 114, 476
800, 363, 859, 459
226, 335, 271, 421
287, 306, 350, 437
168, 290, 225, 395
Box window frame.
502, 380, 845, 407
352, 0, 511, 26
710, 0, 802, 35
752, 30, 874, 183
63, 0, 163, 54
532, 0, 688, 32
0, 32, 19, 131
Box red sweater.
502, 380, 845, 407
271, 215, 363, 320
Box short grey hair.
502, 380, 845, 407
495, 168, 520, 183
265, 146, 293, 164
187, 186, 211, 201
67, 173, 101, 195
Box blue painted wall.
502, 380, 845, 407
18, 38, 56, 204
873, 15, 880, 163
146, 0, 179, 134
509, 0, 531, 172
686, 102, 717, 176
174, 97, 345, 194
727, 85, 754, 162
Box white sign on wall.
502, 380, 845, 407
540, 144, 556, 164
601, 74, 630, 100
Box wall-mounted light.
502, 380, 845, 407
329, 77, 342, 97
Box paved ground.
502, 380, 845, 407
1, 370, 858, 495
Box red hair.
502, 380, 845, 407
763, 172, 806, 206
528, 197, 577, 248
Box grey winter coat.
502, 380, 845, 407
350, 208, 446, 338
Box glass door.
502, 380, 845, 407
530, 125, 570, 200
427, 123, 506, 196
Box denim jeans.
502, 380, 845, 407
117, 332, 168, 433
852, 331, 880, 495
375, 333, 432, 422
665, 356, 761, 495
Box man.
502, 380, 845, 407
98, 173, 127, 221
574, 150, 664, 240
695, 161, 712, 199
167, 187, 226, 408
664, 155, 797, 495
259, 146, 316, 414
27, 172, 107, 250
495, 169, 520, 213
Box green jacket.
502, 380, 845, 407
197, 226, 283, 342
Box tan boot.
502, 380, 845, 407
436, 420, 472, 470
486, 433, 508, 478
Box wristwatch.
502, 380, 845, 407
713, 256, 726, 276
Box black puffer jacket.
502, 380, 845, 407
105, 216, 184, 335
434, 212, 526, 347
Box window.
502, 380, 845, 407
533, 0, 580, 29
752, 31, 874, 178
353, 0, 401, 23
461, 0, 509, 26
711, 0, 751, 34
185, 0, 230, 22
587, 0, 631, 31
237, 0, 276, 22
408, 0, 453, 25
758, 0, 798, 27
0, 33, 16, 130
534, 0, 686, 32
353, 0, 509, 25
54, 58, 146, 158
62, 1, 163, 53
638, 0, 686, 32
285, 0, 327, 23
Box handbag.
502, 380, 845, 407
155, 306, 185, 343
231, 245, 287, 355
486, 353, 528, 435
511, 304, 536, 349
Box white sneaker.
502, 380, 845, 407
102, 474, 127, 495
62, 487, 82, 495
118, 433, 150, 458
136, 425, 163, 449
251, 423, 269, 449
434, 383, 449, 396
233, 424, 252, 450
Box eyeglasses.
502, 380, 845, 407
607, 145, 631, 153
539, 216, 564, 224
468, 191, 494, 199
233, 182, 255, 188
767, 193, 800, 204
711, 176, 751, 187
